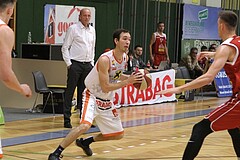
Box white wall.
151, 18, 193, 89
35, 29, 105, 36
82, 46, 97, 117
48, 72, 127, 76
0, 59, 67, 109
182, 0, 200, 5
202, 0, 221, 7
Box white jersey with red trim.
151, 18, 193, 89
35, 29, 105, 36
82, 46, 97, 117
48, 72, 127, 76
85, 50, 127, 100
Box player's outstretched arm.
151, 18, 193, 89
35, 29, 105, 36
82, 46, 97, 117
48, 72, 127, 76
197, 51, 216, 61
157, 45, 231, 95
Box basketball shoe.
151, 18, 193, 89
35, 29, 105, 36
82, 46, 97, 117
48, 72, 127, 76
48, 153, 62, 160
76, 138, 93, 156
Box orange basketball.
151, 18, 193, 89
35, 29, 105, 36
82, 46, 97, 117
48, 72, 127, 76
133, 69, 152, 90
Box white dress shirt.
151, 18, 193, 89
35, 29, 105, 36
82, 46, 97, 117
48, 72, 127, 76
62, 21, 96, 67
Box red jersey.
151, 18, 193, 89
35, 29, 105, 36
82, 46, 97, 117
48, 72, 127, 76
222, 35, 240, 94
153, 32, 167, 55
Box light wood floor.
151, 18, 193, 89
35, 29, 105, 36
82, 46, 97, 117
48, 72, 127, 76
1, 96, 237, 160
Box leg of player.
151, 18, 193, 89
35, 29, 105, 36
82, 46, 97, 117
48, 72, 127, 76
182, 119, 213, 160
48, 123, 91, 159
228, 128, 240, 158
75, 133, 123, 156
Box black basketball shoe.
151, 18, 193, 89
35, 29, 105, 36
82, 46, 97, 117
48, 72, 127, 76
48, 153, 62, 160
76, 138, 93, 156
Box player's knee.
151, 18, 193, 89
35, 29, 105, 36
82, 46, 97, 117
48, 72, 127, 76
78, 123, 91, 132
108, 131, 124, 140
191, 119, 212, 140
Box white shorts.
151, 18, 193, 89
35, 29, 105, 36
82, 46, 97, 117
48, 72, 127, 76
80, 89, 124, 137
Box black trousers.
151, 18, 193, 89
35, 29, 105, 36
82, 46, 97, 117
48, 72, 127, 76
63, 60, 93, 123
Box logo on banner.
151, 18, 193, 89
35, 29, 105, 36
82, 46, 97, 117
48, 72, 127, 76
198, 9, 208, 21
45, 7, 55, 44
44, 4, 95, 44
58, 6, 80, 37
113, 70, 176, 106
214, 68, 232, 97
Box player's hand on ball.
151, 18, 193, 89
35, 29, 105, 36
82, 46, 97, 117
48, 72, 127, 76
129, 72, 144, 84
132, 69, 152, 90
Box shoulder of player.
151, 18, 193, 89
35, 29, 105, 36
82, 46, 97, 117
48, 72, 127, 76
98, 55, 110, 65
0, 25, 13, 38
97, 55, 110, 72
214, 45, 233, 59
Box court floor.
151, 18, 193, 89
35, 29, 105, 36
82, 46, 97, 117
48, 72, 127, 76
0, 96, 236, 160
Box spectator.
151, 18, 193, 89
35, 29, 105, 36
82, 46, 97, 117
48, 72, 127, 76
61, 8, 96, 128
132, 45, 146, 70
210, 43, 217, 50
179, 47, 204, 79
149, 22, 169, 69
201, 45, 208, 52
209, 45, 216, 52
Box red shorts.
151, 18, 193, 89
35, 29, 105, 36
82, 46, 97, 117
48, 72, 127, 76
153, 54, 167, 66
205, 94, 240, 131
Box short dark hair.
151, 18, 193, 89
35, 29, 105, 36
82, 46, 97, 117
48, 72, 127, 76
190, 47, 198, 53
209, 46, 215, 51
201, 46, 208, 51
210, 43, 217, 48
218, 10, 238, 31
157, 21, 164, 26
112, 28, 130, 47
0, 0, 16, 11
134, 45, 142, 50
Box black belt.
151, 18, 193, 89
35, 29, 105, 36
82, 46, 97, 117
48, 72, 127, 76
71, 59, 91, 64
79, 61, 91, 64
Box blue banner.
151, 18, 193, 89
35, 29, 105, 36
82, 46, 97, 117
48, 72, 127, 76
183, 4, 221, 40
214, 68, 232, 97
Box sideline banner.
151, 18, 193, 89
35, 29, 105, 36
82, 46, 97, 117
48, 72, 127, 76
44, 4, 95, 44
114, 69, 176, 106
181, 39, 220, 58
182, 4, 221, 40
214, 68, 232, 97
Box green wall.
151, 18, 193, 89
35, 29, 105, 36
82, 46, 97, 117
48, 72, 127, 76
15, 0, 118, 59
16, 1, 238, 63
120, 1, 179, 63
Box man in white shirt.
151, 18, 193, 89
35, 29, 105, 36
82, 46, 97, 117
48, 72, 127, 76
62, 8, 96, 128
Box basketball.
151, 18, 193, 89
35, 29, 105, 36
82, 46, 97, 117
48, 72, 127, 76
133, 69, 152, 90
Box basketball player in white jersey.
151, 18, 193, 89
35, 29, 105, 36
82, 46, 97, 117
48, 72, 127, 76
48, 28, 143, 160
0, 0, 32, 158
